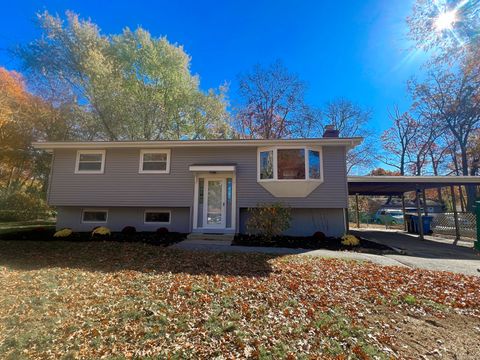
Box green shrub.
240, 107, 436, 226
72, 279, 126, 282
0, 192, 51, 221
246, 203, 291, 240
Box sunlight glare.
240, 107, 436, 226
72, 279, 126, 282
434, 9, 458, 32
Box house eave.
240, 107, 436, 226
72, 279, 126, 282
32, 137, 363, 150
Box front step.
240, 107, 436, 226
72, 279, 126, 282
186, 233, 234, 242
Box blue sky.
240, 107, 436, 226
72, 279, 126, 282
0, 0, 429, 136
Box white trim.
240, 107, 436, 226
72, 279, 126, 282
143, 209, 171, 224
33, 138, 363, 150
139, 149, 171, 174
231, 175, 236, 232
75, 150, 106, 174
81, 209, 108, 223
193, 176, 199, 229
192, 173, 236, 232
257, 146, 324, 183
189, 165, 236, 172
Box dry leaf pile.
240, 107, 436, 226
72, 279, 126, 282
0, 241, 479, 359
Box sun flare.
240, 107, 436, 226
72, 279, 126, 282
434, 9, 458, 32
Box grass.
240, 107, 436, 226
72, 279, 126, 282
0, 220, 55, 235
0, 240, 479, 359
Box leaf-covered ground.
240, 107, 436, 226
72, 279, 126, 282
0, 241, 479, 359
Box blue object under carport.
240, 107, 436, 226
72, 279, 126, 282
409, 215, 433, 235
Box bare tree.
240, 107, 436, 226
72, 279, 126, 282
321, 98, 373, 173
409, 52, 480, 210
379, 106, 419, 175
234, 61, 318, 139
407, 118, 438, 176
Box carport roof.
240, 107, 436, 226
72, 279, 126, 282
348, 176, 480, 195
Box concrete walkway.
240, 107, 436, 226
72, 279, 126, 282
172, 231, 480, 276
172, 240, 405, 266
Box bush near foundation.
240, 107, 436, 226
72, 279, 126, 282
92, 226, 111, 237
53, 228, 72, 238
341, 234, 360, 246
156, 227, 169, 235
246, 203, 291, 241
121, 226, 136, 234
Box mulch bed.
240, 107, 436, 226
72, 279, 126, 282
232, 234, 397, 254
0, 228, 187, 247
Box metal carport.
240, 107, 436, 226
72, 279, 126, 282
347, 176, 480, 242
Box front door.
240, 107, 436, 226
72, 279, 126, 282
203, 178, 226, 228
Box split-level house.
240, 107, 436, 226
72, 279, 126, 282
33, 130, 361, 237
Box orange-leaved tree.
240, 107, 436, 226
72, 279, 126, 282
0, 67, 71, 219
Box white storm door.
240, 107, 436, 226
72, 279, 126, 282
203, 178, 226, 228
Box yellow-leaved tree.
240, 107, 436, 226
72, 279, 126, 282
0, 67, 71, 220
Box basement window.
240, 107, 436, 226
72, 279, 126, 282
82, 209, 108, 223
144, 210, 171, 224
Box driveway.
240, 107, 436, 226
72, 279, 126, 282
173, 231, 480, 276
351, 229, 480, 276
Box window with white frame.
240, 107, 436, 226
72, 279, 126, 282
308, 150, 321, 179
259, 150, 274, 179
82, 209, 108, 223
75, 150, 105, 173
258, 147, 322, 181
277, 148, 306, 179
144, 210, 171, 224
139, 149, 171, 173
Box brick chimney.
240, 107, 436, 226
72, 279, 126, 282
323, 125, 339, 138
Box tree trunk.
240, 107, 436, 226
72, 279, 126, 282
460, 145, 476, 212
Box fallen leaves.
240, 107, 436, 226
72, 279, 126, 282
0, 240, 479, 359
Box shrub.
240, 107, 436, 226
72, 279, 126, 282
53, 228, 72, 238
341, 234, 360, 246
156, 227, 169, 235
121, 226, 136, 234
92, 226, 111, 237
312, 231, 326, 241
0, 192, 51, 221
246, 203, 291, 241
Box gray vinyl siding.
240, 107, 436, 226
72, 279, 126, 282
239, 208, 346, 237
56, 206, 190, 233
48, 146, 348, 208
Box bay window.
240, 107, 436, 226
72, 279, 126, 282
308, 150, 321, 179
277, 149, 306, 179
257, 147, 322, 182
259, 150, 274, 179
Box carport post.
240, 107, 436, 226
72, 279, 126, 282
401, 194, 407, 231
450, 185, 461, 244
422, 189, 429, 216
355, 193, 360, 228
415, 187, 424, 240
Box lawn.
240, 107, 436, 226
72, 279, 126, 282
0, 241, 479, 359
0, 221, 55, 235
